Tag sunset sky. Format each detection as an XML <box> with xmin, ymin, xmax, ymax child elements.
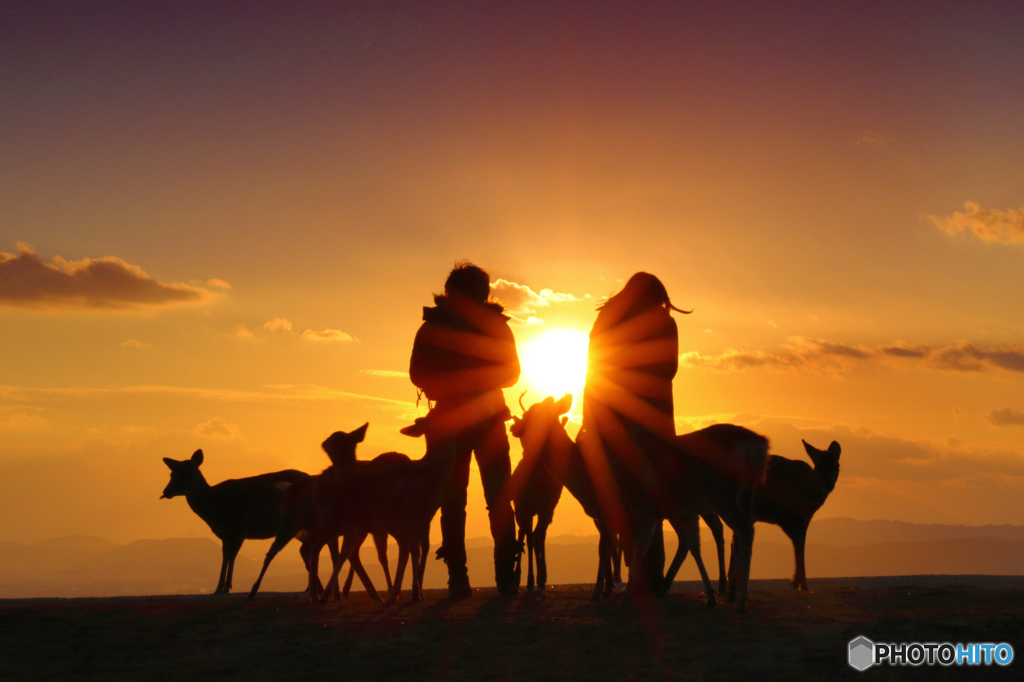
<box><xmin>2</xmin><ymin>1</ymin><xmax>1023</xmax><ymax>547</ymax></box>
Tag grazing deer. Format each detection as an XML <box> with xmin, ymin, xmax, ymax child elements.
<box><xmin>511</xmin><ymin>442</ymin><xmax>563</xmax><ymax>591</ymax></box>
<box><xmin>247</xmin><ymin>425</ymin><xmax>393</xmax><ymax>602</ymax></box>
<box><xmin>161</xmin><ymin>449</ymin><xmax>309</xmax><ymax>594</ymax></box>
<box><xmin>316</xmin><ymin>422</ymin><xmax>461</xmax><ymax>605</ymax></box>
<box><xmin>665</xmin><ymin>439</ymin><xmax>841</xmax><ymax>595</ymax></box>
<box><xmin>512</xmin><ymin>395</ymin><xmax>768</xmax><ymax>611</ymax></box>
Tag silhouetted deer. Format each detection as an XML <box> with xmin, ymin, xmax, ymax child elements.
<box><xmin>665</xmin><ymin>438</ymin><xmax>841</xmax><ymax>595</ymax></box>
<box><xmin>510</xmin><ymin>395</ymin><xmax>723</xmax><ymax>604</ymax></box>
<box><xmin>510</xmin><ymin>429</ymin><xmax>563</xmax><ymax>591</ymax></box>
<box><xmin>512</xmin><ymin>395</ymin><xmax>768</xmax><ymax>610</ymax></box>
<box><xmin>161</xmin><ymin>449</ymin><xmax>309</xmax><ymax>594</ymax></box>
<box><xmin>247</xmin><ymin>425</ymin><xmax>393</xmax><ymax>602</ymax></box>
<box><xmin>315</xmin><ymin>422</ymin><xmax>460</xmax><ymax>605</ymax></box>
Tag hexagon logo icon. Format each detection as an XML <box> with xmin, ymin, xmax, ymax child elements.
<box><xmin>849</xmin><ymin>636</ymin><xmax>874</xmax><ymax>671</ymax></box>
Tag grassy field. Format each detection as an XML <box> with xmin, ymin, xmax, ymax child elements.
<box><xmin>1</xmin><ymin>577</ymin><xmax>1021</xmax><ymax>681</ymax></box>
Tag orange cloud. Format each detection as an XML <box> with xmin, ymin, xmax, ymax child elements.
<box><xmin>360</xmin><ymin>370</ymin><xmax>410</xmax><ymax>378</ymax></box>
<box><xmin>681</xmin><ymin>338</ymin><xmax>1024</xmax><ymax>375</ymax></box>
<box><xmin>301</xmin><ymin>329</ymin><xmax>354</xmax><ymax>342</ymax></box>
<box><xmin>927</xmin><ymin>202</ymin><xmax>1024</xmax><ymax>245</ymax></box>
<box><xmin>0</xmin><ymin>243</ymin><xmax>213</xmax><ymax>310</ymax></box>
<box><xmin>989</xmin><ymin>408</ymin><xmax>1024</xmax><ymax>427</ymax></box>
<box><xmin>194</xmin><ymin>417</ymin><xmax>241</xmax><ymax>439</ymax></box>
<box><xmin>263</xmin><ymin>318</ymin><xmax>293</xmax><ymax>332</ymax></box>
<box><xmin>490</xmin><ymin>279</ymin><xmax>581</xmax><ymax>316</ymax></box>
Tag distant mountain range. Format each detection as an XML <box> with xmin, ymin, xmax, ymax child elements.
<box><xmin>1</xmin><ymin>518</ymin><xmax>1022</xmax><ymax>599</ymax></box>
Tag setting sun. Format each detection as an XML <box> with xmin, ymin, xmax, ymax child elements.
<box><xmin>517</xmin><ymin>328</ymin><xmax>590</xmax><ymax>407</ymax></box>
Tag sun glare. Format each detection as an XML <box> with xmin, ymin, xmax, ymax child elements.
<box><xmin>518</xmin><ymin>328</ymin><xmax>590</xmax><ymax>409</ymax></box>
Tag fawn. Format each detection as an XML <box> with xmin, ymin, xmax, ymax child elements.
<box><xmin>247</xmin><ymin>425</ymin><xmax>393</xmax><ymax>602</ymax></box>
<box><xmin>161</xmin><ymin>449</ymin><xmax>309</xmax><ymax>594</ymax></box>
<box><xmin>315</xmin><ymin>422</ymin><xmax>460</xmax><ymax>605</ymax></box>
<box><xmin>510</xmin><ymin>438</ymin><xmax>563</xmax><ymax>591</ymax></box>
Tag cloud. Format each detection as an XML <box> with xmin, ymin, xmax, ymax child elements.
<box><xmin>206</xmin><ymin>279</ymin><xmax>231</xmax><ymax>288</ymax></box>
<box><xmin>301</xmin><ymin>329</ymin><xmax>354</xmax><ymax>342</ymax></box>
<box><xmin>194</xmin><ymin>417</ymin><xmax>241</xmax><ymax>439</ymax></box>
<box><xmin>490</xmin><ymin>279</ymin><xmax>582</xmax><ymax>318</ymax></box>
<box><xmin>263</xmin><ymin>318</ymin><xmax>293</xmax><ymax>332</ymax></box>
<box><xmin>856</xmin><ymin>131</ymin><xmax>895</xmax><ymax>147</ymax></box>
<box><xmin>119</xmin><ymin>339</ymin><xmax>152</xmax><ymax>349</ymax></box>
<box><xmin>722</xmin><ymin>417</ymin><xmax>1024</xmax><ymax>483</ymax></box>
<box><xmin>934</xmin><ymin>341</ymin><xmax>1024</xmax><ymax>373</ymax></box>
<box><xmin>234</xmin><ymin>325</ymin><xmax>254</xmax><ymax>339</ymax></box>
<box><xmin>681</xmin><ymin>337</ymin><xmax>879</xmax><ymax>375</ymax></box>
<box><xmin>989</xmin><ymin>408</ymin><xmax>1024</xmax><ymax>427</ymax></box>
<box><xmin>361</xmin><ymin>370</ymin><xmax>410</xmax><ymax>378</ymax></box>
<box><xmin>0</xmin><ymin>243</ymin><xmax>214</xmax><ymax>310</ymax></box>
<box><xmin>682</xmin><ymin>337</ymin><xmax>1024</xmax><ymax>376</ymax></box>
<box><xmin>0</xmin><ymin>406</ymin><xmax>46</xmax><ymax>430</ymax></box>
<box><xmin>927</xmin><ymin>201</ymin><xmax>1024</xmax><ymax>245</ymax></box>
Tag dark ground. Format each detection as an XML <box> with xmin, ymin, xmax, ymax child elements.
<box><xmin>1</xmin><ymin>576</ymin><xmax>1021</xmax><ymax>681</ymax></box>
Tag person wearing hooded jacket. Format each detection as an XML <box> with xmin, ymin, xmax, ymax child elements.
<box><xmin>408</xmin><ymin>262</ymin><xmax>521</xmax><ymax>597</ymax></box>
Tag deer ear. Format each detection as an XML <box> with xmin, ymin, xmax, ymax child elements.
<box><xmin>191</xmin><ymin>449</ymin><xmax>204</xmax><ymax>466</ymax></box>
<box><xmin>560</xmin><ymin>416</ymin><xmax>569</xmax><ymax>427</ymax></box>
<box><xmin>555</xmin><ymin>393</ymin><xmax>573</xmax><ymax>416</ymax></box>
<box><xmin>353</xmin><ymin>422</ymin><xmax>369</xmax><ymax>443</ymax></box>
<box><xmin>828</xmin><ymin>441</ymin><xmax>841</xmax><ymax>459</ymax></box>
<box><xmin>163</xmin><ymin>457</ymin><xmax>177</xmax><ymax>470</ymax></box>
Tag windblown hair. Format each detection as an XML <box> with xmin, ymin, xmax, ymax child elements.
<box><xmin>443</xmin><ymin>261</ymin><xmax>491</xmax><ymax>303</ymax></box>
<box><xmin>596</xmin><ymin>272</ymin><xmax>692</xmax><ymax>315</ymax></box>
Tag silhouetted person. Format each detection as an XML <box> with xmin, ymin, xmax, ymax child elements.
<box><xmin>409</xmin><ymin>262</ymin><xmax>521</xmax><ymax>597</ymax></box>
<box><xmin>582</xmin><ymin>272</ymin><xmax>690</xmax><ymax>591</ymax></box>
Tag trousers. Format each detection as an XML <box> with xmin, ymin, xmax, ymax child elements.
<box><xmin>427</xmin><ymin>414</ymin><xmax>518</xmax><ymax>592</ymax></box>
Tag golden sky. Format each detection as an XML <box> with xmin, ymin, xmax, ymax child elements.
<box><xmin>2</xmin><ymin>1</ymin><xmax>1023</xmax><ymax>545</ymax></box>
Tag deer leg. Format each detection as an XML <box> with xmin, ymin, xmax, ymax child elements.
<box><xmin>347</xmin><ymin>538</ymin><xmax>382</xmax><ymax>602</ymax></box>
<box><xmin>215</xmin><ymin>540</ymin><xmax>230</xmax><ymax>593</ymax></box>
<box><xmin>306</xmin><ymin>538</ymin><xmax>325</xmax><ymax>604</ymax></box>
<box><xmin>701</xmin><ymin>513</ymin><xmax>727</xmax><ymax>595</ymax></box>
<box><xmin>326</xmin><ymin>537</ymin><xmax>342</xmax><ymax>601</ymax></box>
<box><xmin>525</xmin><ymin>524</ymin><xmax>536</xmax><ymax>591</ymax></box>
<box><xmin>727</xmin><ymin>523</ymin><xmax>754</xmax><ymax>613</ymax></box>
<box><xmin>388</xmin><ymin>543</ymin><xmax>410</xmax><ymax>605</ymax></box>
<box><xmin>662</xmin><ymin>518</ymin><xmax>690</xmax><ymax>594</ymax></box>
<box><xmin>248</xmin><ymin>529</ymin><xmax>295</xmax><ymax>601</ymax></box>
<box><xmin>224</xmin><ymin>537</ymin><xmax>244</xmax><ymax>592</ymax></box>
<box><xmin>373</xmin><ymin>532</ymin><xmax>393</xmax><ymax>593</ymax></box>
<box><xmin>535</xmin><ymin>517</ymin><xmax>551</xmax><ymax>590</ymax></box>
<box><xmin>321</xmin><ymin>534</ymin><xmax>366</xmax><ymax>604</ymax></box>
<box><xmin>410</xmin><ymin>540</ymin><xmax>423</xmax><ymax>602</ymax></box>
<box><xmin>613</xmin><ymin>542</ymin><xmax>623</xmax><ymax>585</ymax></box>
<box><xmin>513</xmin><ymin>523</ymin><xmax>526</xmax><ymax>587</ymax></box>
<box><xmin>592</xmin><ymin>527</ymin><xmax>611</xmax><ymax>601</ymax></box>
<box><xmin>788</xmin><ymin>523</ymin><xmax>809</xmax><ymax>590</ymax></box>
<box><xmin>683</xmin><ymin>516</ymin><xmax>716</xmax><ymax>607</ymax></box>
<box><xmin>342</xmin><ymin>563</ymin><xmax>356</xmax><ymax>597</ymax></box>
<box><xmin>726</xmin><ymin>536</ymin><xmax>738</xmax><ymax>603</ymax></box>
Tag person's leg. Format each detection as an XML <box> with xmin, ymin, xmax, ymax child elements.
<box><xmin>435</xmin><ymin>435</ymin><xmax>473</xmax><ymax>598</ymax></box>
<box><xmin>475</xmin><ymin>418</ymin><xmax>518</xmax><ymax>595</ymax></box>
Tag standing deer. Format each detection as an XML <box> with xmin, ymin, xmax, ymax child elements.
<box><xmin>160</xmin><ymin>449</ymin><xmax>309</xmax><ymax>594</ymax></box>
<box><xmin>511</xmin><ymin>440</ymin><xmax>563</xmax><ymax>591</ymax></box>
<box><xmin>247</xmin><ymin>425</ymin><xmax>394</xmax><ymax>602</ymax></box>
<box><xmin>664</xmin><ymin>438</ymin><xmax>841</xmax><ymax>595</ymax></box>
<box><xmin>512</xmin><ymin>395</ymin><xmax>768</xmax><ymax>611</ymax></box>
<box><xmin>315</xmin><ymin>422</ymin><xmax>461</xmax><ymax>605</ymax></box>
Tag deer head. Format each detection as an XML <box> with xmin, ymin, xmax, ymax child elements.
<box><xmin>161</xmin><ymin>449</ymin><xmax>205</xmax><ymax>499</ymax></box>
<box><xmin>802</xmin><ymin>439</ymin><xmax>841</xmax><ymax>492</ymax></box>
<box><xmin>321</xmin><ymin>423</ymin><xmax>369</xmax><ymax>466</ymax></box>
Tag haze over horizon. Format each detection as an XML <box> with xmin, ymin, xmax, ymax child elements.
<box><xmin>2</xmin><ymin>1</ymin><xmax>1023</xmax><ymax>547</ymax></box>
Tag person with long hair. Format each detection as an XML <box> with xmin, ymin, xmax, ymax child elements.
<box><xmin>582</xmin><ymin>272</ymin><xmax>690</xmax><ymax>593</ymax></box>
